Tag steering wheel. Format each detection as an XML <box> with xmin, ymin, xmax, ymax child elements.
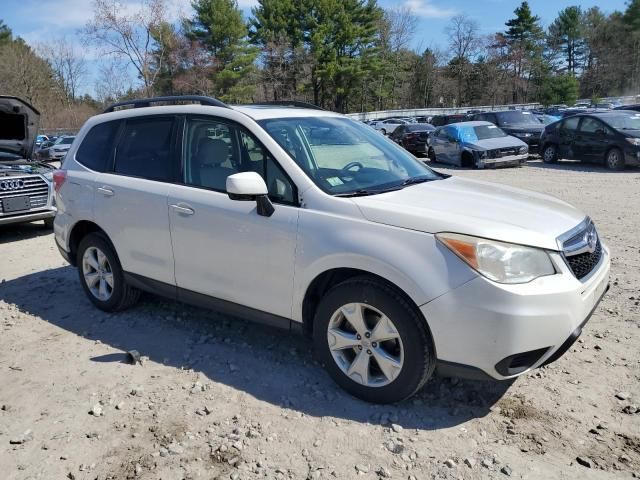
<box><xmin>341</xmin><ymin>161</ymin><xmax>364</xmax><ymax>174</ymax></box>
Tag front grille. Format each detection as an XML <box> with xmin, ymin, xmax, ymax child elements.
<box><xmin>560</xmin><ymin>219</ymin><xmax>602</xmax><ymax>280</ymax></box>
<box><xmin>486</xmin><ymin>147</ymin><xmax>523</xmax><ymax>159</ymax></box>
<box><xmin>0</xmin><ymin>175</ymin><xmax>50</xmax><ymax>214</ymax></box>
<box><xmin>566</xmin><ymin>240</ymin><xmax>602</xmax><ymax>280</ymax></box>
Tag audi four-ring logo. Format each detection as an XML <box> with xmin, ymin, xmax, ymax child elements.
<box><xmin>0</xmin><ymin>179</ymin><xmax>25</xmax><ymax>191</ymax></box>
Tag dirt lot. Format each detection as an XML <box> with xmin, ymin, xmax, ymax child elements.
<box><xmin>1</xmin><ymin>160</ymin><xmax>639</xmax><ymax>480</ymax></box>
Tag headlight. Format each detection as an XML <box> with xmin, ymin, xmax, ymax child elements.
<box><xmin>513</xmin><ymin>132</ymin><xmax>532</xmax><ymax>138</ymax></box>
<box><xmin>436</xmin><ymin>233</ymin><xmax>556</xmax><ymax>284</ymax></box>
<box><xmin>518</xmin><ymin>146</ymin><xmax>528</xmax><ymax>154</ymax></box>
<box><xmin>473</xmin><ymin>150</ymin><xmax>487</xmax><ymax>159</ymax></box>
<box><xmin>625</xmin><ymin>137</ymin><xmax>640</xmax><ymax>146</ymax></box>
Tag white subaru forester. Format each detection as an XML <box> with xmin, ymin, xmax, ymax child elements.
<box><xmin>53</xmin><ymin>96</ymin><xmax>610</xmax><ymax>404</ymax></box>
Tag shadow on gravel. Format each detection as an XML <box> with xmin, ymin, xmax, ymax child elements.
<box><xmin>428</xmin><ymin>158</ymin><xmax>640</xmax><ymax>173</ymax></box>
<box><xmin>525</xmin><ymin>159</ymin><xmax>640</xmax><ymax>173</ymax></box>
<box><xmin>0</xmin><ymin>221</ymin><xmax>53</xmax><ymax>244</ymax></box>
<box><xmin>1</xmin><ymin>266</ymin><xmax>512</xmax><ymax>431</ymax></box>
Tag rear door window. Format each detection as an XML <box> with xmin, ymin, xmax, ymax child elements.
<box><xmin>75</xmin><ymin>121</ymin><xmax>120</xmax><ymax>172</ymax></box>
<box><xmin>579</xmin><ymin>117</ymin><xmax>606</xmax><ymax>134</ymax></box>
<box><xmin>114</xmin><ymin>116</ymin><xmax>178</xmax><ymax>182</ymax></box>
<box><xmin>561</xmin><ymin>116</ymin><xmax>580</xmax><ymax>132</ymax></box>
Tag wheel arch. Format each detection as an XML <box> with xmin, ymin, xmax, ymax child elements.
<box><xmin>68</xmin><ymin>220</ymin><xmax>111</xmax><ymax>266</ymax></box>
<box><xmin>604</xmin><ymin>145</ymin><xmax>624</xmax><ymax>165</ymax></box>
<box><xmin>300</xmin><ymin>267</ymin><xmax>429</xmax><ymax>340</ymax></box>
<box><xmin>461</xmin><ymin>149</ymin><xmax>475</xmax><ymax>168</ymax></box>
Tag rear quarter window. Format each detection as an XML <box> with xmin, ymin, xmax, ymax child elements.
<box><xmin>114</xmin><ymin>116</ymin><xmax>178</xmax><ymax>182</ymax></box>
<box><xmin>75</xmin><ymin>121</ymin><xmax>120</xmax><ymax>172</ymax></box>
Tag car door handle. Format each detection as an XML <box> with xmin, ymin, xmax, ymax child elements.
<box><xmin>170</xmin><ymin>203</ymin><xmax>195</xmax><ymax>216</ymax></box>
<box><xmin>97</xmin><ymin>186</ymin><xmax>114</xmax><ymax>196</ymax></box>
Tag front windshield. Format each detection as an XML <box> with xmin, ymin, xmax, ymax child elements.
<box><xmin>258</xmin><ymin>116</ymin><xmax>443</xmax><ymax>196</ymax></box>
<box><xmin>604</xmin><ymin>113</ymin><xmax>640</xmax><ymax>131</ymax></box>
<box><xmin>496</xmin><ymin>111</ymin><xmax>540</xmax><ymax>126</ymax></box>
<box><xmin>459</xmin><ymin>125</ymin><xmax>507</xmax><ymax>142</ymax></box>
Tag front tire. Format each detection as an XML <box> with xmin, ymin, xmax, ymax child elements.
<box><xmin>380</xmin><ymin>128</ymin><xmax>387</xmax><ymax>136</ymax></box>
<box><xmin>43</xmin><ymin>218</ymin><xmax>54</xmax><ymax>229</ymax></box>
<box><xmin>77</xmin><ymin>233</ymin><xmax>140</xmax><ymax>312</ymax></box>
<box><xmin>542</xmin><ymin>143</ymin><xmax>558</xmax><ymax>163</ymax></box>
<box><xmin>605</xmin><ymin>148</ymin><xmax>625</xmax><ymax>170</ymax></box>
<box><xmin>313</xmin><ymin>277</ymin><xmax>435</xmax><ymax>403</ymax></box>
<box><xmin>428</xmin><ymin>147</ymin><xmax>436</xmax><ymax>162</ymax></box>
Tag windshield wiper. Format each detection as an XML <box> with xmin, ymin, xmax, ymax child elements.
<box><xmin>400</xmin><ymin>176</ymin><xmax>435</xmax><ymax>187</ymax></box>
<box><xmin>335</xmin><ymin>186</ymin><xmax>405</xmax><ymax>197</ymax></box>
<box><xmin>335</xmin><ymin>189</ymin><xmax>384</xmax><ymax>197</ymax></box>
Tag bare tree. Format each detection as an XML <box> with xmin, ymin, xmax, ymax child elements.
<box><xmin>387</xmin><ymin>7</ymin><xmax>417</xmax><ymax>107</ymax></box>
<box><xmin>445</xmin><ymin>14</ymin><xmax>480</xmax><ymax>106</ymax></box>
<box><xmin>84</xmin><ymin>0</ymin><xmax>168</xmax><ymax>96</ymax></box>
<box><xmin>37</xmin><ymin>38</ymin><xmax>86</xmax><ymax>102</ymax></box>
<box><xmin>95</xmin><ymin>58</ymin><xmax>135</xmax><ymax>104</ymax></box>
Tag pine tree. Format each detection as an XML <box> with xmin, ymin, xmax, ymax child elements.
<box><xmin>548</xmin><ymin>6</ymin><xmax>586</xmax><ymax>75</ymax></box>
<box><xmin>187</xmin><ymin>0</ymin><xmax>258</xmax><ymax>102</ymax></box>
<box><xmin>0</xmin><ymin>20</ymin><xmax>12</xmax><ymax>46</ymax></box>
<box><xmin>502</xmin><ymin>1</ymin><xmax>545</xmax><ymax>102</ymax></box>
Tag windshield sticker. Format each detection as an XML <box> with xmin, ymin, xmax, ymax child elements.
<box><xmin>326</xmin><ymin>177</ymin><xmax>344</xmax><ymax>186</ymax></box>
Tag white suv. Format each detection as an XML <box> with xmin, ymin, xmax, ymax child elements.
<box><xmin>54</xmin><ymin>96</ymin><xmax>610</xmax><ymax>404</ymax></box>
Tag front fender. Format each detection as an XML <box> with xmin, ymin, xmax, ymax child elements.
<box><xmin>292</xmin><ymin>209</ymin><xmax>477</xmax><ymax>322</ymax></box>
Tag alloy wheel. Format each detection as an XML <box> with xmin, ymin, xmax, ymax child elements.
<box><xmin>543</xmin><ymin>145</ymin><xmax>556</xmax><ymax>163</ymax></box>
<box><xmin>326</xmin><ymin>302</ymin><xmax>404</xmax><ymax>387</ymax></box>
<box><xmin>607</xmin><ymin>149</ymin><xmax>622</xmax><ymax>170</ymax></box>
<box><xmin>82</xmin><ymin>246</ymin><xmax>114</xmax><ymax>301</ymax></box>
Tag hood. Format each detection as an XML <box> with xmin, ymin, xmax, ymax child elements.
<box><xmin>623</xmin><ymin>129</ymin><xmax>640</xmax><ymax>138</ymax></box>
<box><xmin>0</xmin><ymin>160</ymin><xmax>54</xmax><ymax>177</ymax></box>
<box><xmin>352</xmin><ymin>177</ymin><xmax>585</xmax><ymax>250</ymax></box>
<box><xmin>464</xmin><ymin>136</ymin><xmax>527</xmax><ymax>150</ymax></box>
<box><xmin>0</xmin><ymin>96</ymin><xmax>40</xmax><ymax>160</ymax></box>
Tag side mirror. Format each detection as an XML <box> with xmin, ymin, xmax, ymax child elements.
<box><xmin>226</xmin><ymin>172</ymin><xmax>274</xmax><ymax>217</ymax></box>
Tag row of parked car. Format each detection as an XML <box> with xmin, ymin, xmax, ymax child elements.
<box><xmin>367</xmin><ymin>106</ymin><xmax>640</xmax><ymax>170</ymax></box>
<box><xmin>34</xmin><ymin>134</ymin><xmax>76</xmax><ymax>162</ymax></box>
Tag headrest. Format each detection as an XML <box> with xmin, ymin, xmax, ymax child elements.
<box><xmin>196</xmin><ymin>138</ymin><xmax>229</xmax><ymax>165</ymax></box>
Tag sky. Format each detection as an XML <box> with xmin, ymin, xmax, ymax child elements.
<box><xmin>0</xmin><ymin>0</ymin><xmax>630</xmax><ymax>95</ymax></box>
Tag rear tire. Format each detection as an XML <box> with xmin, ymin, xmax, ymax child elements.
<box><xmin>542</xmin><ymin>143</ymin><xmax>558</xmax><ymax>163</ymax></box>
<box><xmin>605</xmin><ymin>147</ymin><xmax>625</xmax><ymax>170</ymax></box>
<box><xmin>77</xmin><ymin>233</ymin><xmax>140</xmax><ymax>312</ymax></box>
<box><xmin>313</xmin><ymin>276</ymin><xmax>435</xmax><ymax>404</ymax></box>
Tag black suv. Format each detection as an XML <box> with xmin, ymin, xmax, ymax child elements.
<box><xmin>430</xmin><ymin>114</ymin><xmax>468</xmax><ymax>127</ymax></box>
<box><xmin>539</xmin><ymin>111</ymin><xmax>640</xmax><ymax>170</ymax></box>
<box><xmin>471</xmin><ymin>110</ymin><xmax>543</xmax><ymax>150</ymax></box>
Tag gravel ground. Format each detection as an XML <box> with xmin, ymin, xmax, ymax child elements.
<box><xmin>0</xmin><ymin>159</ymin><xmax>639</xmax><ymax>480</ymax></box>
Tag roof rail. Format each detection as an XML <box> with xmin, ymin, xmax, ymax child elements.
<box><xmin>249</xmin><ymin>101</ymin><xmax>326</xmax><ymax>111</ymax></box>
<box><xmin>103</xmin><ymin>95</ymin><xmax>229</xmax><ymax>113</ymax></box>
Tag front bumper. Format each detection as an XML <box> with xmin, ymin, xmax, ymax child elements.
<box><xmin>424</xmin><ymin>244</ymin><xmax>610</xmax><ymax>380</ymax></box>
<box><xmin>624</xmin><ymin>148</ymin><xmax>640</xmax><ymax>167</ymax></box>
<box><xmin>0</xmin><ymin>208</ymin><xmax>56</xmax><ymax>226</ymax></box>
<box><xmin>477</xmin><ymin>153</ymin><xmax>528</xmax><ymax>168</ymax></box>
